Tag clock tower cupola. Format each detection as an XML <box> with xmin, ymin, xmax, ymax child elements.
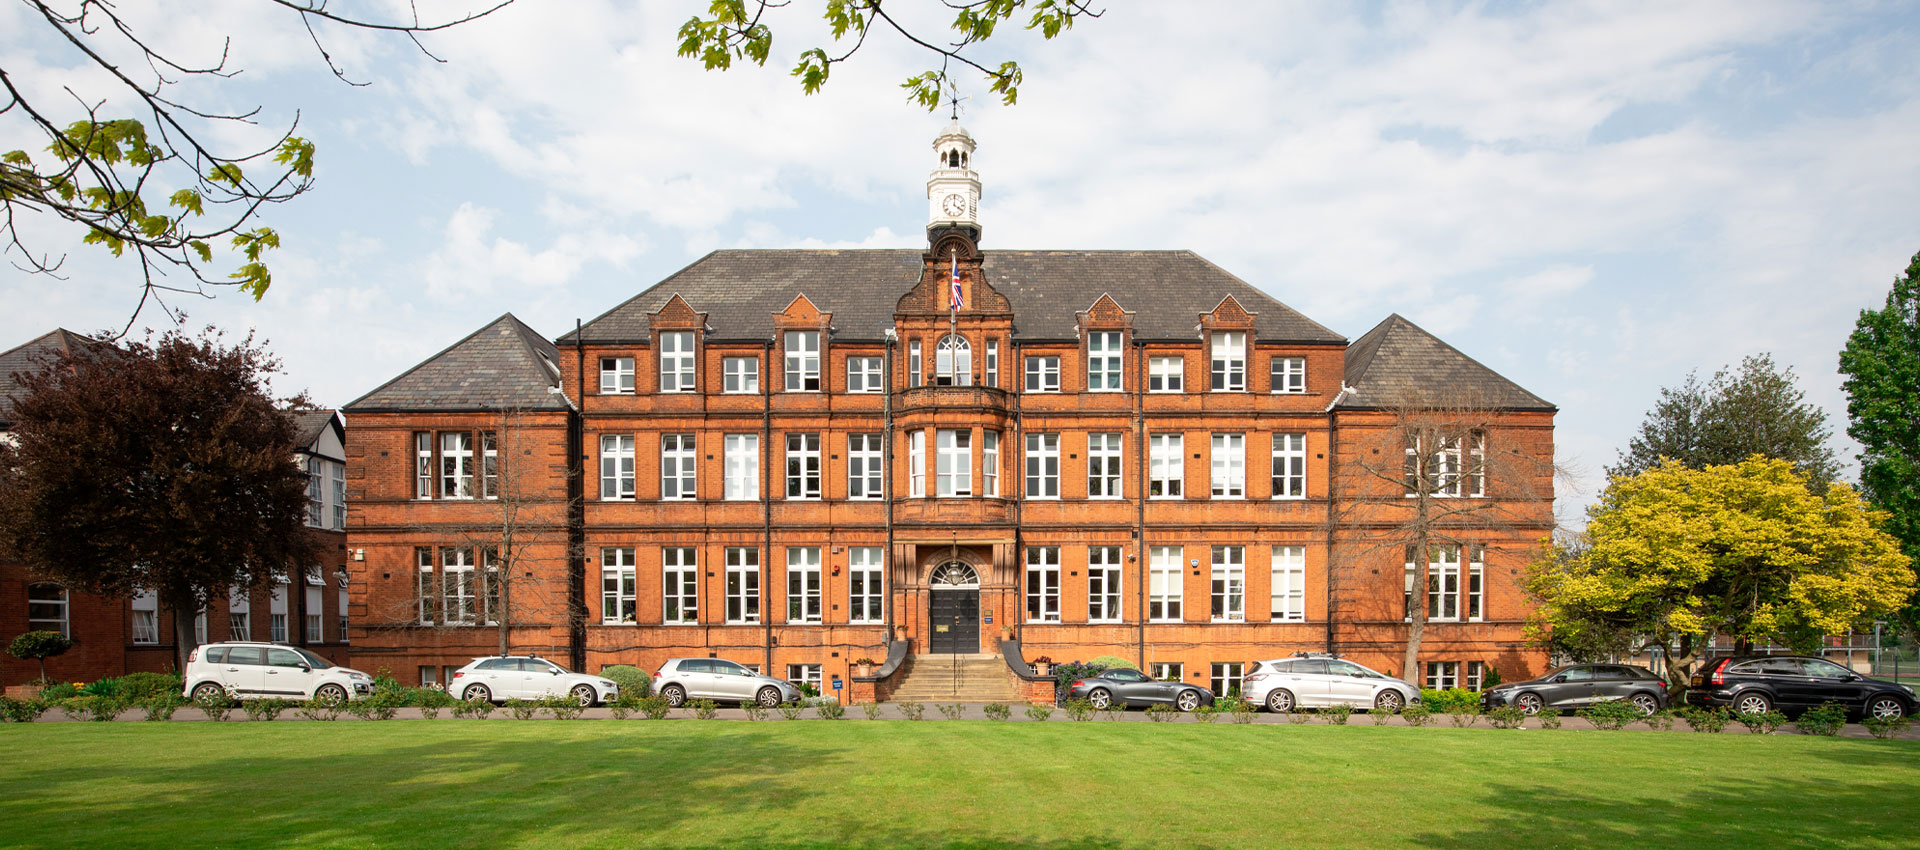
<box><xmin>926</xmin><ymin>118</ymin><xmax>981</xmax><ymax>245</ymax></box>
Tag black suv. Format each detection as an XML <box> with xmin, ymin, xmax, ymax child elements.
<box><xmin>1480</xmin><ymin>664</ymin><xmax>1668</xmax><ymax>715</ymax></box>
<box><xmin>1687</xmin><ymin>655</ymin><xmax>1915</xmax><ymax>719</ymax></box>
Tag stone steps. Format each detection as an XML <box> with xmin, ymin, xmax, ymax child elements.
<box><xmin>886</xmin><ymin>655</ymin><xmax>1023</xmax><ymax>702</ymax></box>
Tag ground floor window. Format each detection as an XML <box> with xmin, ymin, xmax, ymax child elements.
<box><xmin>421</xmin><ymin>666</ymin><xmax>438</xmax><ymax>687</ymax></box>
<box><xmin>1211</xmin><ymin>662</ymin><xmax>1245</xmax><ymax>698</ymax></box>
<box><xmin>131</xmin><ymin>590</ymin><xmax>159</xmax><ymax>644</ymax></box>
<box><xmin>1426</xmin><ymin>661</ymin><xmax>1460</xmax><ymax>689</ymax></box>
<box><xmin>727</xmin><ymin>548</ymin><xmax>760</xmax><ymax>624</ymax></box>
<box><xmin>787</xmin><ymin>663</ymin><xmax>822</xmax><ymax>697</ymax></box>
<box><xmin>1465</xmin><ymin>660</ymin><xmax>1487</xmax><ymax>691</ymax></box>
<box><xmin>27</xmin><ymin>583</ymin><xmax>69</xmax><ymax>638</ymax></box>
<box><xmin>1152</xmin><ymin>662</ymin><xmax>1183</xmax><ymax>683</ymax></box>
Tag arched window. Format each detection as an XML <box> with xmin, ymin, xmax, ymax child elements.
<box><xmin>947</xmin><ymin>150</ymin><xmax>960</xmax><ymax>168</ymax></box>
<box><xmin>930</xmin><ymin>562</ymin><xmax>980</xmax><ymax>587</ymax></box>
<box><xmin>935</xmin><ymin>335</ymin><xmax>972</xmax><ymax>386</ymax></box>
<box><xmin>27</xmin><ymin>583</ymin><xmax>69</xmax><ymax>638</ymax></box>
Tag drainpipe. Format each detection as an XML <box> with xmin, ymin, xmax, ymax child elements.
<box><xmin>568</xmin><ymin>319</ymin><xmax>587</xmax><ymax>672</ymax></box>
<box><xmin>1324</xmin><ymin>407</ymin><xmax>1338</xmax><ymax>655</ymax></box>
<box><xmin>882</xmin><ymin>328</ymin><xmax>897</xmax><ymax>648</ymax></box>
<box><xmin>762</xmin><ymin>338</ymin><xmax>774</xmax><ymax>673</ymax></box>
<box><xmin>1011</xmin><ymin>341</ymin><xmax>1024</xmax><ymax>646</ymax></box>
<box><xmin>1134</xmin><ymin>338</ymin><xmax>1147</xmax><ymax>670</ymax></box>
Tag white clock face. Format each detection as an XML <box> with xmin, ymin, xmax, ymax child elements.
<box><xmin>942</xmin><ymin>193</ymin><xmax>967</xmax><ymax>217</ymax></box>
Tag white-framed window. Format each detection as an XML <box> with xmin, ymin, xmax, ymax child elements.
<box><xmin>661</xmin><ymin>434</ymin><xmax>696</xmax><ymax>500</ymax></box>
<box><xmin>1210</xmin><ymin>332</ymin><xmax>1246</xmax><ymax>391</ymax></box>
<box><xmin>440</xmin><ymin>431</ymin><xmax>476</xmax><ymax>499</ymax></box>
<box><xmin>1270</xmin><ymin>356</ymin><xmax>1306</xmax><ymax>394</ymax></box>
<box><xmin>1405</xmin><ymin>544</ymin><xmax>1471</xmax><ymax>621</ymax></box>
<box><xmin>1271</xmin><ymin>545</ymin><xmax>1306</xmax><ymax>622</ymax></box>
<box><xmin>441</xmin><ymin>549</ymin><xmax>476</xmax><ymax>625</ymax></box>
<box><xmin>1148</xmin><ymin>356</ymin><xmax>1183</xmax><ymax>392</ymax></box>
<box><xmin>908</xmin><ymin>429</ymin><xmax>927</xmax><ymax>498</ymax></box>
<box><xmin>785</xmin><ymin>433</ymin><xmax>821</xmax><ymax>499</ymax></box>
<box><xmin>908</xmin><ymin>340</ymin><xmax>923</xmax><ymax>388</ymax></box>
<box><xmin>659</xmin><ymin>331</ymin><xmax>696</xmax><ymax>392</ymax></box>
<box><xmin>1149</xmin><ymin>434</ymin><xmax>1183</xmax><ymax>498</ymax></box>
<box><xmin>195</xmin><ymin>609</ymin><xmax>208</xmax><ymax>646</ymax></box>
<box><xmin>847</xmin><ymin>356</ymin><xmax>883</xmax><ymax>393</ymax></box>
<box><xmin>270</xmin><ymin>579</ymin><xmax>290</xmax><ymax>641</ymax></box>
<box><xmin>723</xmin><ymin>356</ymin><xmax>759</xmax><ymax>393</ymax></box>
<box><xmin>599</xmin><ymin>356</ymin><xmax>635</xmax><ymax>394</ymax></box>
<box><xmin>480</xmin><ymin>431</ymin><xmax>499</xmax><ymax>500</ymax></box>
<box><xmin>27</xmin><ymin>583</ymin><xmax>70</xmax><ymax>638</ymax></box>
<box><xmin>1212</xmin><ymin>661</ymin><xmax>1245</xmax><ymax>698</ymax></box>
<box><xmin>1210</xmin><ymin>545</ymin><xmax>1244</xmax><ymax>622</ymax></box>
<box><xmin>1272</xmin><ymin>432</ymin><xmax>1307</xmax><ymax>499</ymax></box>
<box><xmin>1426</xmin><ymin>661</ymin><xmax>1460</xmax><ymax>689</ymax></box>
<box><xmin>787</xmin><ymin>664</ymin><xmax>823</xmax><ymax>696</ymax></box>
<box><xmin>849</xmin><ymin>547</ymin><xmax>884</xmax><ymax>624</ymax></box>
<box><xmin>663</xmin><ymin>547</ymin><xmax>697</xmax><ymax>624</ymax></box>
<box><xmin>1024</xmin><ymin>433</ymin><xmax>1060</xmax><ymax>498</ymax></box>
<box><xmin>1024</xmin><ymin>355</ymin><xmax>1060</xmax><ymax>392</ymax></box>
<box><xmin>1087</xmin><ymin>331</ymin><xmax>1123</xmax><ymax>391</ymax></box>
<box><xmin>786</xmin><ymin>547</ymin><xmax>821</xmax><ymax>624</ymax></box>
<box><xmin>936</xmin><ymin>334</ymin><xmax>972</xmax><ymax>386</ymax></box>
<box><xmin>985</xmin><ymin>339</ymin><xmax>999</xmax><ymax>387</ymax></box>
<box><xmin>1468</xmin><ymin>546</ymin><xmax>1485</xmax><ymax>621</ymax></box>
<box><xmin>1149</xmin><ymin>546</ymin><xmax>1183</xmax><ymax>622</ymax></box>
<box><xmin>724</xmin><ymin>434</ymin><xmax>758</xmax><ymax>500</ymax></box>
<box><xmin>1406</xmin><ymin>432</ymin><xmax>1486</xmax><ymax>498</ymax></box>
<box><xmin>307</xmin><ymin>456</ymin><xmax>324</xmax><ymax>526</ymax></box>
<box><xmin>1466</xmin><ymin>660</ymin><xmax>1487</xmax><ymax>691</ymax></box>
<box><xmin>336</xmin><ymin>577</ymin><xmax>348</xmax><ymax>644</ymax></box>
<box><xmin>415</xmin><ymin>547</ymin><xmax>434</xmax><ymax>625</ymax></box>
<box><xmin>305</xmin><ymin>585</ymin><xmax>324</xmax><ymax>643</ymax></box>
<box><xmin>131</xmin><ymin>590</ymin><xmax>159</xmax><ymax>645</ymax></box>
<box><xmin>784</xmin><ymin>330</ymin><xmax>820</xmax><ymax>392</ymax></box>
<box><xmin>414</xmin><ymin>432</ymin><xmax>433</xmax><ymax>499</ymax></box>
<box><xmin>1087</xmin><ymin>433</ymin><xmax>1122</xmax><ymax>499</ymax></box>
<box><xmin>600</xmin><ymin>435</ymin><xmax>635</xmax><ymax>500</ymax></box>
<box><xmin>1210</xmin><ymin>433</ymin><xmax>1244</xmax><ymax>498</ymax></box>
<box><xmin>1151</xmin><ymin>662</ymin><xmax>1183</xmax><ymax>683</ymax></box>
<box><xmin>228</xmin><ymin>586</ymin><xmax>251</xmax><ymax>640</ymax></box>
<box><xmin>726</xmin><ymin>547</ymin><xmax>760</xmax><ymax>624</ymax></box>
<box><xmin>982</xmin><ymin>431</ymin><xmax>1000</xmax><ymax>497</ymax></box>
<box><xmin>848</xmin><ymin>434</ymin><xmax>883</xmax><ymax>499</ymax></box>
<box><xmin>1025</xmin><ymin>546</ymin><xmax>1060</xmax><ymax>622</ymax></box>
<box><xmin>937</xmin><ymin>429</ymin><xmax>972</xmax><ymax>496</ymax></box>
<box><xmin>1087</xmin><ymin>546</ymin><xmax>1122</xmax><ymax>623</ymax></box>
<box><xmin>480</xmin><ymin>550</ymin><xmax>501</xmax><ymax>627</ymax></box>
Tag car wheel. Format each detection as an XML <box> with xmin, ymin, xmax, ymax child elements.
<box><xmin>314</xmin><ymin>684</ymin><xmax>348</xmax><ymax>706</ymax></box>
<box><xmin>462</xmin><ymin>684</ymin><xmax>492</xmax><ymax>702</ymax></box>
<box><xmin>1630</xmin><ymin>693</ymin><xmax>1660</xmax><ymax>716</ymax></box>
<box><xmin>1734</xmin><ymin>691</ymin><xmax>1772</xmax><ymax>715</ymax></box>
<box><xmin>1374</xmin><ymin>690</ymin><xmax>1404</xmax><ymax>713</ymax></box>
<box><xmin>1088</xmin><ymin>688</ymin><xmax>1112</xmax><ymax>710</ymax></box>
<box><xmin>1176</xmin><ymin>690</ymin><xmax>1201</xmax><ymax>712</ymax></box>
<box><xmin>662</xmin><ymin>684</ymin><xmax>687</xmax><ymax>708</ymax></box>
<box><xmin>571</xmin><ymin>684</ymin><xmax>597</xmax><ymax>707</ymax></box>
<box><xmin>1515</xmin><ymin>693</ymin><xmax>1544</xmax><ymax>716</ymax></box>
<box><xmin>1866</xmin><ymin>695</ymin><xmax>1907</xmax><ymax>720</ymax></box>
<box><xmin>1265</xmin><ymin>689</ymin><xmax>1295</xmax><ymax>713</ymax></box>
<box><xmin>191</xmin><ymin>682</ymin><xmax>226</xmax><ymax>703</ymax></box>
<box><xmin>757</xmin><ymin>687</ymin><xmax>782</xmax><ymax>708</ymax></box>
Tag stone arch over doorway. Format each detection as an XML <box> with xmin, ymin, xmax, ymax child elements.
<box><xmin>921</xmin><ymin>551</ymin><xmax>987</xmax><ymax>654</ymax></box>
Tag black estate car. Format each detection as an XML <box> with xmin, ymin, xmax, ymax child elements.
<box><xmin>1686</xmin><ymin>655</ymin><xmax>1915</xmax><ymax>719</ymax></box>
<box><xmin>1480</xmin><ymin>664</ymin><xmax>1668</xmax><ymax>715</ymax></box>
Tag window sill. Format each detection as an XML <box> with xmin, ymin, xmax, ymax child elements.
<box><xmin>1271</xmin><ymin>495</ymin><xmax>1307</xmax><ymax>501</ymax></box>
<box><xmin>1211</xmin><ymin>618</ymin><xmax>1246</xmax><ymax>624</ymax></box>
<box><xmin>600</xmin><ymin>497</ymin><xmax>636</xmax><ymax>503</ymax></box>
<box><xmin>1148</xmin><ymin>619</ymin><xmax>1184</xmax><ymax>625</ymax></box>
<box><xmin>1087</xmin><ymin>619</ymin><xmax>1122</xmax><ymax>625</ymax></box>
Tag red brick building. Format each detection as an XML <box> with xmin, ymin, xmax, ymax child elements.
<box><xmin>0</xmin><ymin>330</ymin><xmax>351</xmax><ymax>686</ymax></box>
<box><xmin>344</xmin><ymin>122</ymin><xmax>1556</xmax><ymax>700</ymax></box>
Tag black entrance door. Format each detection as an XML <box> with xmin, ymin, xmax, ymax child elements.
<box><xmin>929</xmin><ymin>589</ymin><xmax>980</xmax><ymax>654</ymax></box>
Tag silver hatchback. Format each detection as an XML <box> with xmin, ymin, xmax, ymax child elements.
<box><xmin>653</xmin><ymin>658</ymin><xmax>800</xmax><ymax>707</ymax></box>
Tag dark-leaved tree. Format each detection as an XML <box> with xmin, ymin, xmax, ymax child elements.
<box><xmin>0</xmin><ymin>329</ymin><xmax>318</xmax><ymax>671</ymax></box>
<box><xmin>1839</xmin><ymin>250</ymin><xmax>1920</xmax><ymax>636</ymax></box>
<box><xmin>1609</xmin><ymin>353</ymin><xmax>1838</xmax><ymax>488</ymax></box>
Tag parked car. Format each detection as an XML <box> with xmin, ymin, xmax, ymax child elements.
<box><xmin>1481</xmin><ymin>664</ymin><xmax>1667</xmax><ymax>716</ymax></box>
<box><xmin>450</xmin><ymin>656</ymin><xmax>619</xmax><ymax>705</ymax></box>
<box><xmin>1062</xmin><ymin>668</ymin><xmax>1214</xmax><ymax>711</ymax></box>
<box><xmin>1243</xmin><ymin>655</ymin><xmax>1420</xmax><ymax>713</ymax></box>
<box><xmin>651</xmin><ymin>657</ymin><xmax>801</xmax><ymax>707</ymax></box>
<box><xmin>182</xmin><ymin>642</ymin><xmax>374</xmax><ymax>703</ymax></box>
<box><xmin>1686</xmin><ymin>655</ymin><xmax>1915</xmax><ymax>719</ymax></box>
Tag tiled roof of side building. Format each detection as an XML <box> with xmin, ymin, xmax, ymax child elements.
<box><xmin>1337</xmin><ymin>314</ymin><xmax>1554</xmax><ymax>412</ymax></box>
<box><xmin>345</xmin><ymin>313</ymin><xmax>572</xmax><ymax>412</ymax></box>
<box><xmin>288</xmin><ymin>410</ymin><xmax>338</xmax><ymax>447</ymax></box>
<box><xmin>559</xmin><ymin>249</ymin><xmax>1345</xmax><ymax>345</ymax></box>
<box><xmin>0</xmin><ymin>328</ymin><xmax>115</xmax><ymax>425</ymax></box>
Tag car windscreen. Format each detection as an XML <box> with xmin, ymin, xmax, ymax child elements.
<box><xmin>295</xmin><ymin>649</ymin><xmax>333</xmax><ymax>669</ymax></box>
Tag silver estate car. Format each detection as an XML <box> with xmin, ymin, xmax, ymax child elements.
<box><xmin>1243</xmin><ymin>655</ymin><xmax>1422</xmax><ymax>713</ymax></box>
<box><xmin>653</xmin><ymin>657</ymin><xmax>801</xmax><ymax>707</ymax></box>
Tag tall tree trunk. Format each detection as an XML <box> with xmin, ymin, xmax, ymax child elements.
<box><xmin>497</xmin><ymin>558</ymin><xmax>512</xmax><ymax>657</ymax></box>
<box><xmin>163</xmin><ymin>583</ymin><xmax>198</xmax><ymax>673</ymax></box>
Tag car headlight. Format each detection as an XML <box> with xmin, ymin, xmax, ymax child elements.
<box><xmin>600</xmin><ymin>680</ymin><xmax>616</xmax><ymax>689</ymax></box>
<box><xmin>1901</xmin><ymin>684</ymin><xmax>1915</xmax><ymax>697</ymax></box>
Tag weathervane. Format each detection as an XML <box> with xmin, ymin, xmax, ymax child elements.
<box><xmin>946</xmin><ymin>86</ymin><xmax>968</xmax><ymax>121</ymax></box>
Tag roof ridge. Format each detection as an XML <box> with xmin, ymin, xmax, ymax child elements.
<box><xmin>346</xmin><ymin>312</ymin><xmax>566</xmax><ymax>411</ymax></box>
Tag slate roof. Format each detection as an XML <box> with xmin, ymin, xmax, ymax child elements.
<box><xmin>345</xmin><ymin>314</ymin><xmax>571</xmax><ymax>412</ymax></box>
<box><xmin>1336</xmin><ymin>314</ymin><xmax>1554</xmax><ymax>411</ymax></box>
<box><xmin>0</xmin><ymin>328</ymin><xmax>114</xmax><ymax>426</ymax></box>
<box><xmin>288</xmin><ymin>409</ymin><xmax>338</xmax><ymax>447</ymax></box>
<box><xmin>559</xmin><ymin>249</ymin><xmax>1344</xmax><ymax>344</ymax></box>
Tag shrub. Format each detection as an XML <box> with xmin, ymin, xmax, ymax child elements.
<box><xmin>983</xmin><ymin>702</ymin><xmax>1011</xmax><ymax>721</ymax></box>
<box><xmin>1228</xmin><ymin>700</ymin><xmax>1256</xmax><ymax>724</ymax></box>
<box><xmin>114</xmin><ymin>672</ymin><xmax>184</xmax><ymax>701</ymax></box>
<box><xmin>897</xmin><ymin>701</ymin><xmax>925</xmax><ymax>721</ymax></box>
<box><xmin>79</xmin><ymin>678</ymin><xmax>122</xmax><ymax>698</ymax></box>
<box><xmin>1420</xmin><ymin>688</ymin><xmax>1480</xmax><ymax>714</ymax></box>
<box><xmin>452</xmin><ymin>698</ymin><xmax>495</xmax><ymax>720</ymax></box>
<box><xmin>1024</xmin><ymin>703</ymin><xmax>1054</xmax><ymax>722</ymax></box>
<box><xmin>1323</xmin><ymin>704</ymin><xmax>1354</xmax><ymax>725</ymax></box>
<box><xmin>297</xmin><ymin>698</ymin><xmax>341</xmax><ymax>721</ymax></box>
<box><xmin>1678</xmin><ymin>706</ymin><xmax>1730</xmax><ymax>733</ymax></box>
<box><xmin>1483</xmin><ymin>666</ymin><xmax>1503</xmax><ymax>689</ymax></box>
<box><xmin>1863</xmin><ymin>715</ymin><xmax>1912</xmax><ymax>740</ymax></box>
<box><xmin>1734</xmin><ymin>709</ymin><xmax>1786</xmax><ymax>735</ymax></box>
<box><xmin>243</xmin><ymin>698</ymin><xmax>294</xmax><ymax>722</ymax></box>
<box><xmin>1145</xmin><ymin>704</ymin><xmax>1178</xmax><ymax>722</ymax></box>
<box><xmin>415</xmin><ymin>688</ymin><xmax>455</xmax><ymax>719</ymax></box>
<box><xmin>742</xmin><ymin>704</ymin><xmax>767</xmax><ymax>721</ymax></box>
<box><xmin>1285</xmin><ymin>710</ymin><xmax>1312</xmax><ymax>725</ymax></box>
<box><xmin>39</xmin><ymin>682</ymin><xmax>79</xmax><ymax>700</ymax></box>
<box><xmin>937</xmin><ymin>703</ymin><xmax>967</xmax><ymax>721</ymax></box>
<box><xmin>504</xmin><ymin>699</ymin><xmax>538</xmax><ymax>721</ymax></box>
<box><xmin>1400</xmin><ymin>705</ymin><xmax>1433</xmax><ymax>727</ymax></box>
<box><xmin>1096</xmin><ymin>703</ymin><xmax>1124</xmax><ymax>722</ymax></box>
<box><xmin>600</xmin><ymin>665</ymin><xmax>651</xmax><ymax>699</ymax></box>
<box><xmin>195</xmin><ymin>688</ymin><xmax>236</xmax><ymax>721</ymax></box>
<box><xmin>861</xmin><ymin>702</ymin><xmax>883</xmax><ymax>721</ymax></box>
<box><xmin>1487</xmin><ymin>706</ymin><xmax>1526</xmax><ymax>729</ymax></box>
<box><xmin>637</xmin><ymin>695</ymin><xmax>670</xmax><ymax>720</ymax></box>
<box><xmin>1446</xmin><ymin>708</ymin><xmax>1481</xmax><ymax>728</ymax></box>
<box><xmin>1794</xmin><ymin>702</ymin><xmax>1847</xmax><ymax>737</ymax></box>
<box><xmin>1534</xmin><ymin>712</ymin><xmax>1562</xmax><ymax>730</ymax></box>
<box><xmin>141</xmin><ymin>694</ymin><xmax>184</xmax><ymax>721</ymax></box>
<box><xmin>815</xmin><ymin>701</ymin><xmax>847</xmax><ymax>720</ymax></box>
<box><xmin>75</xmin><ymin>695</ymin><xmax>127</xmax><ymax>722</ymax></box>
<box><xmin>1062</xmin><ymin>699</ymin><xmax>1094</xmax><ymax>721</ymax></box>
<box><xmin>346</xmin><ymin>697</ymin><xmax>399</xmax><ymax>722</ymax></box>
<box><xmin>1368</xmin><ymin>707</ymin><xmax>1395</xmax><ymax>726</ymax></box>
<box><xmin>7</xmin><ymin>630</ymin><xmax>74</xmax><ymax>682</ymax></box>
<box><xmin>1192</xmin><ymin>706</ymin><xmax>1218</xmax><ymax>724</ymax></box>
<box><xmin>541</xmin><ymin>696</ymin><xmax>584</xmax><ymax>720</ymax></box>
<box><xmin>1578</xmin><ymin>699</ymin><xmax>1640</xmax><ymax>731</ymax></box>
<box><xmin>1053</xmin><ymin>661</ymin><xmax>1115</xmax><ymax>698</ymax></box>
<box><xmin>1641</xmin><ymin>709</ymin><xmax>1677</xmax><ymax>731</ymax></box>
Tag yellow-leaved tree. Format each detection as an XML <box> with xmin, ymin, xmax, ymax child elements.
<box><xmin>1527</xmin><ymin>456</ymin><xmax>1913</xmax><ymax>691</ymax></box>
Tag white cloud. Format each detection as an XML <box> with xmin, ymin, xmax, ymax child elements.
<box><xmin>419</xmin><ymin>203</ymin><xmax>644</xmax><ymax>299</ymax></box>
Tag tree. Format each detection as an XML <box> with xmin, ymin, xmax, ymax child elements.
<box><xmin>7</xmin><ymin>630</ymin><xmax>74</xmax><ymax>684</ymax></box>
<box><xmin>1609</xmin><ymin>353</ymin><xmax>1838</xmax><ymax>487</ymax></box>
<box><xmin>1</xmin><ymin>1</ymin><xmax>511</xmax><ymax>333</ymax></box>
<box><xmin>677</xmin><ymin>0</ymin><xmax>1100</xmax><ymax>109</ymax></box>
<box><xmin>1838</xmin><ymin>250</ymin><xmax>1920</xmax><ymax>637</ymax></box>
<box><xmin>1526</xmin><ymin>457</ymin><xmax>1914</xmax><ymax>692</ymax></box>
<box><xmin>0</xmin><ymin>328</ymin><xmax>319</xmax><ymax>671</ymax></box>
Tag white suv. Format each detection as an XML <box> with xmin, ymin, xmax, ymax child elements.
<box><xmin>450</xmin><ymin>656</ymin><xmax>618</xmax><ymax>705</ymax></box>
<box><xmin>1242</xmin><ymin>654</ymin><xmax>1422</xmax><ymax>713</ymax></box>
<box><xmin>182</xmin><ymin>642</ymin><xmax>374</xmax><ymax>703</ymax></box>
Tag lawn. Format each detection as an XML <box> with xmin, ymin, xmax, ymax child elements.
<box><xmin>1</xmin><ymin>720</ymin><xmax>1914</xmax><ymax>849</ymax></box>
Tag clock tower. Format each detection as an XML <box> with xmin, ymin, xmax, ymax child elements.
<box><xmin>926</xmin><ymin>119</ymin><xmax>981</xmax><ymax>243</ymax></box>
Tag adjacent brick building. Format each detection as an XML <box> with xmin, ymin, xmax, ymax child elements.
<box><xmin>344</xmin><ymin>121</ymin><xmax>1557</xmax><ymax>700</ymax></box>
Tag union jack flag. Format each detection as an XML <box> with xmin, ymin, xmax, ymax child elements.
<box><xmin>950</xmin><ymin>255</ymin><xmax>963</xmax><ymax>311</ymax></box>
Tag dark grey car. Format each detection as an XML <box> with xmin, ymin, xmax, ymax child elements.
<box><xmin>1481</xmin><ymin>664</ymin><xmax>1668</xmax><ymax>715</ymax></box>
<box><xmin>1063</xmin><ymin>668</ymin><xmax>1214</xmax><ymax>711</ymax></box>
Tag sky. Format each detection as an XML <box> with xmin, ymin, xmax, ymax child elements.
<box><xmin>3</xmin><ymin>0</ymin><xmax>1918</xmax><ymax>527</ymax></box>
